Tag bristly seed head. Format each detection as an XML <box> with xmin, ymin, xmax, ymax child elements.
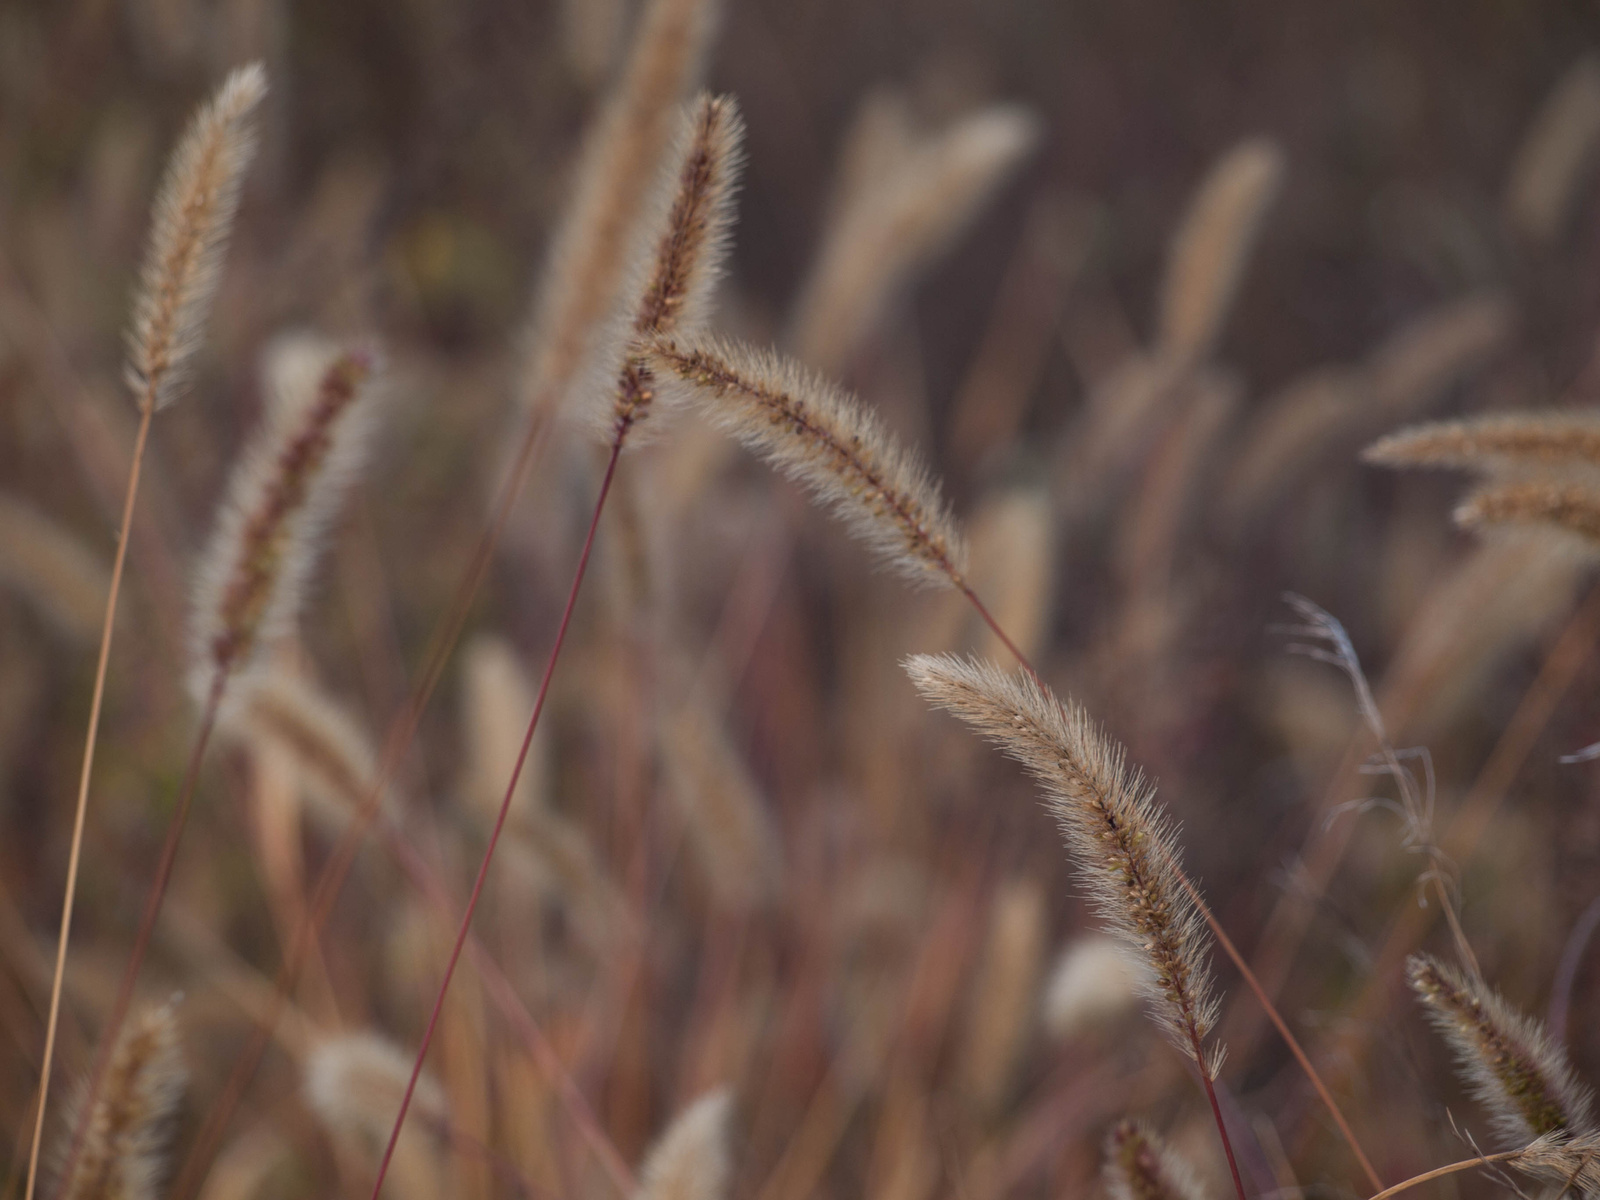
<box><xmin>1103</xmin><ymin>1120</ymin><xmax>1209</xmax><ymax>1200</ymax></box>
<box><xmin>1408</xmin><ymin>953</ymin><xmax>1595</xmax><ymax>1146</ymax></box>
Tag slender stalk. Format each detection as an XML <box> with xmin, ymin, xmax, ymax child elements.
<box><xmin>48</xmin><ymin>672</ymin><xmax>227</xmax><ymax>1200</ymax></box>
<box><xmin>22</xmin><ymin>403</ymin><xmax>154</xmax><ymax>1200</ymax></box>
<box><xmin>1361</xmin><ymin>1150</ymin><xmax>1521</xmax><ymax>1200</ymax></box>
<box><xmin>366</xmin><ymin>440</ymin><xmax>624</xmax><ymax>1200</ymax></box>
<box><xmin>1193</xmin><ymin>1038</ymin><xmax>1249</xmax><ymax>1200</ymax></box>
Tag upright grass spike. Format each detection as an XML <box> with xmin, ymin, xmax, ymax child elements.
<box><xmin>1364</xmin><ymin>413</ymin><xmax>1600</xmax><ymax>477</ymax></box>
<box><xmin>1103</xmin><ymin>1120</ymin><xmax>1210</xmax><ymax>1200</ymax></box>
<box><xmin>1408</xmin><ymin>953</ymin><xmax>1595</xmax><ymax>1145</ymax></box>
<box><xmin>903</xmin><ymin>653</ymin><xmax>1244</xmax><ymax>1200</ymax></box>
<box><xmin>55</xmin><ymin>1001</ymin><xmax>186</xmax><ymax>1200</ymax></box>
<box><xmin>26</xmin><ymin>63</ymin><xmax>265</xmax><ymax>1200</ymax></box>
<box><xmin>634</xmin><ymin>1090</ymin><xmax>734</xmax><ymax>1200</ymax></box>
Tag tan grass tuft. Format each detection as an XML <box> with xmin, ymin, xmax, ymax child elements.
<box><xmin>958</xmin><ymin>878</ymin><xmax>1046</xmax><ymax>1113</ymax></box>
<box><xmin>0</xmin><ymin>496</ymin><xmax>110</xmax><ymax>643</ymax></box>
<box><xmin>1509</xmin><ymin>1131</ymin><xmax>1600</xmax><ymax>1195</ymax></box>
<box><xmin>1364</xmin><ymin>293</ymin><xmax>1512</xmax><ymax>412</ymax></box>
<box><xmin>1453</xmin><ymin>480</ymin><xmax>1600</xmax><ymax>549</ymax></box>
<box><xmin>788</xmin><ymin>96</ymin><xmax>1040</xmax><ymax>372</ymax></box>
<box><xmin>1408</xmin><ymin>953</ymin><xmax>1595</xmax><ymax>1144</ymax></box>
<box><xmin>1103</xmin><ymin>1120</ymin><xmax>1209</xmax><ymax>1200</ymax></box>
<box><xmin>189</xmin><ymin>344</ymin><xmax>381</xmax><ymax>702</ymax></box>
<box><xmin>124</xmin><ymin>63</ymin><xmax>266</xmax><ymax>414</ymax></box>
<box><xmin>634</xmin><ymin>1089</ymin><xmax>733</xmax><ymax>1200</ymax></box>
<box><xmin>903</xmin><ymin>653</ymin><xmax>1224</xmax><ymax>1076</ymax></box>
<box><xmin>221</xmin><ymin>667</ymin><xmax>388</xmax><ymax>831</ymax></box>
<box><xmin>56</xmin><ymin>1000</ymin><xmax>186</xmax><ymax>1200</ymax></box>
<box><xmin>591</xmin><ymin>93</ymin><xmax>745</xmax><ymax>444</ymax></box>
<box><xmin>1155</xmin><ymin>137</ymin><xmax>1283</xmax><ymax>367</ymax></box>
<box><xmin>518</xmin><ymin>0</ymin><xmax>721</xmax><ymax>417</ymax></box>
<box><xmin>304</xmin><ymin>1032</ymin><xmax>448</xmax><ymax>1144</ymax></box>
<box><xmin>645</xmin><ymin>336</ymin><xmax>967</xmax><ymax>586</ymax></box>
<box><xmin>1506</xmin><ymin>56</ymin><xmax>1600</xmax><ymax>243</ymax></box>
<box><xmin>1042</xmin><ymin>933</ymin><xmax>1152</xmax><ymax>1041</ymax></box>
<box><xmin>459</xmin><ymin>634</ymin><xmax>546</xmax><ymax>823</ymax></box>
<box><xmin>1364</xmin><ymin>413</ymin><xmax>1600</xmax><ymax>477</ymax></box>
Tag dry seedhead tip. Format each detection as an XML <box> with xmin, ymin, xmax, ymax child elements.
<box><xmin>903</xmin><ymin>653</ymin><xmax>1223</xmax><ymax>1077</ymax></box>
<box><xmin>518</xmin><ymin>0</ymin><xmax>721</xmax><ymax>416</ymax></box>
<box><xmin>645</xmin><ymin>336</ymin><xmax>967</xmax><ymax>586</ymax></box>
<box><xmin>125</xmin><ymin>63</ymin><xmax>267</xmax><ymax>414</ymax></box>
<box><xmin>599</xmin><ymin>92</ymin><xmax>745</xmax><ymax>444</ymax></box>
<box><xmin>634</xmin><ymin>1089</ymin><xmax>733</xmax><ymax>1200</ymax></box>
<box><xmin>1510</xmin><ymin>1131</ymin><xmax>1600</xmax><ymax>1196</ymax></box>
<box><xmin>1408</xmin><ymin>953</ymin><xmax>1595</xmax><ymax>1144</ymax></box>
<box><xmin>305</xmin><ymin>1034</ymin><xmax>449</xmax><ymax>1146</ymax></box>
<box><xmin>190</xmin><ymin>345</ymin><xmax>381</xmax><ymax>702</ymax></box>
<box><xmin>56</xmin><ymin>1001</ymin><xmax>186</xmax><ymax>1200</ymax></box>
<box><xmin>0</xmin><ymin>495</ymin><xmax>110</xmax><ymax>643</ymax></box>
<box><xmin>1103</xmin><ymin>1120</ymin><xmax>1210</xmax><ymax>1200</ymax></box>
<box><xmin>1043</xmin><ymin>933</ymin><xmax>1153</xmax><ymax>1041</ymax></box>
<box><xmin>222</xmin><ymin>668</ymin><xmax>386</xmax><ymax>829</ymax></box>
<box><xmin>1454</xmin><ymin>480</ymin><xmax>1600</xmax><ymax>549</ymax></box>
<box><xmin>1156</xmin><ymin>137</ymin><xmax>1283</xmax><ymax>367</ymax></box>
<box><xmin>1506</xmin><ymin>55</ymin><xmax>1600</xmax><ymax>243</ymax></box>
<box><xmin>1364</xmin><ymin>413</ymin><xmax>1600</xmax><ymax>477</ymax></box>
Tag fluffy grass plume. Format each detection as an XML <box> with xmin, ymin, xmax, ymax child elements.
<box><xmin>1364</xmin><ymin>412</ymin><xmax>1600</xmax><ymax>476</ymax></box>
<box><xmin>904</xmin><ymin>653</ymin><xmax>1224</xmax><ymax>1077</ymax></box>
<box><xmin>1408</xmin><ymin>953</ymin><xmax>1595</xmax><ymax>1144</ymax></box>
<box><xmin>189</xmin><ymin>344</ymin><xmax>381</xmax><ymax>702</ymax></box>
<box><xmin>459</xmin><ymin>634</ymin><xmax>546</xmax><ymax>822</ymax></box>
<box><xmin>1506</xmin><ymin>55</ymin><xmax>1600</xmax><ymax>242</ymax></box>
<box><xmin>1454</xmin><ymin>480</ymin><xmax>1600</xmax><ymax>548</ymax></box>
<box><xmin>592</xmin><ymin>93</ymin><xmax>745</xmax><ymax>444</ymax></box>
<box><xmin>518</xmin><ymin>0</ymin><xmax>721</xmax><ymax>417</ymax></box>
<box><xmin>645</xmin><ymin>336</ymin><xmax>967</xmax><ymax>586</ymax></box>
<box><xmin>56</xmin><ymin>1001</ymin><xmax>186</xmax><ymax>1200</ymax></box>
<box><xmin>1364</xmin><ymin>292</ymin><xmax>1512</xmax><ymax>412</ymax></box>
<box><xmin>1043</xmin><ymin>933</ymin><xmax>1153</xmax><ymax>1041</ymax></box>
<box><xmin>1155</xmin><ymin>137</ymin><xmax>1283</xmax><ymax>367</ymax></box>
<box><xmin>1103</xmin><ymin>1120</ymin><xmax>1209</xmax><ymax>1200</ymax></box>
<box><xmin>634</xmin><ymin>1089</ymin><xmax>733</xmax><ymax>1200</ymax></box>
<box><xmin>221</xmin><ymin>667</ymin><xmax>387</xmax><ymax>830</ymax></box>
<box><xmin>125</xmin><ymin>63</ymin><xmax>266</xmax><ymax>414</ymax></box>
<box><xmin>304</xmin><ymin>1033</ymin><xmax>449</xmax><ymax>1143</ymax></box>
<box><xmin>0</xmin><ymin>495</ymin><xmax>109</xmax><ymax>643</ymax></box>
<box><xmin>788</xmin><ymin>95</ymin><xmax>1040</xmax><ymax>372</ymax></box>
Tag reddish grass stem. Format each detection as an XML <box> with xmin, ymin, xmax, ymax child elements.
<box><xmin>48</xmin><ymin>671</ymin><xmax>226</xmax><ymax>1200</ymax></box>
<box><xmin>365</xmin><ymin>439</ymin><xmax>624</xmax><ymax>1200</ymax></box>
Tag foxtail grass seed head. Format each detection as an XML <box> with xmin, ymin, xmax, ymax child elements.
<box><xmin>0</xmin><ymin>495</ymin><xmax>110</xmax><ymax>643</ymax></box>
<box><xmin>646</xmin><ymin>336</ymin><xmax>968</xmax><ymax>587</ymax></box>
<box><xmin>634</xmin><ymin>1089</ymin><xmax>733</xmax><ymax>1200</ymax></box>
<box><xmin>1103</xmin><ymin>1120</ymin><xmax>1210</xmax><ymax>1200</ymax></box>
<box><xmin>304</xmin><ymin>1033</ymin><xmax>448</xmax><ymax>1147</ymax></box>
<box><xmin>1408</xmin><ymin>953</ymin><xmax>1595</xmax><ymax>1144</ymax></box>
<box><xmin>125</xmin><ymin>63</ymin><xmax>267</xmax><ymax>414</ymax></box>
<box><xmin>56</xmin><ymin>1000</ymin><xmax>186</xmax><ymax>1200</ymax></box>
<box><xmin>1155</xmin><ymin>137</ymin><xmax>1283</xmax><ymax>368</ymax></box>
<box><xmin>1364</xmin><ymin>413</ymin><xmax>1600</xmax><ymax>478</ymax></box>
<box><xmin>518</xmin><ymin>0</ymin><xmax>721</xmax><ymax>417</ymax></box>
<box><xmin>1043</xmin><ymin>933</ymin><xmax>1153</xmax><ymax>1041</ymax></box>
<box><xmin>1506</xmin><ymin>55</ymin><xmax>1600</xmax><ymax>243</ymax></box>
<box><xmin>592</xmin><ymin>92</ymin><xmax>744</xmax><ymax>445</ymax></box>
<box><xmin>1454</xmin><ymin>480</ymin><xmax>1600</xmax><ymax>549</ymax></box>
<box><xmin>1510</xmin><ymin>1131</ymin><xmax>1600</xmax><ymax>1196</ymax></box>
<box><xmin>189</xmin><ymin>345</ymin><xmax>381</xmax><ymax>703</ymax></box>
<box><xmin>904</xmin><ymin>653</ymin><xmax>1224</xmax><ymax>1076</ymax></box>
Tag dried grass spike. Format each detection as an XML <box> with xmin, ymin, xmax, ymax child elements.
<box><xmin>304</xmin><ymin>1033</ymin><xmax>448</xmax><ymax>1145</ymax></box>
<box><xmin>1363</xmin><ymin>413</ymin><xmax>1600</xmax><ymax>477</ymax></box>
<box><xmin>1454</xmin><ymin>480</ymin><xmax>1600</xmax><ymax>549</ymax></box>
<box><xmin>57</xmin><ymin>1000</ymin><xmax>186</xmax><ymax>1200</ymax></box>
<box><xmin>903</xmin><ymin>653</ymin><xmax>1223</xmax><ymax>1076</ymax></box>
<box><xmin>646</xmin><ymin>336</ymin><xmax>967</xmax><ymax>586</ymax></box>
<box><xmin>1366</xmin><ymin>293</ymin><xmax>1512</xmax><ymax>414</ymax></box>
<box><xmin>125</xmin><ymin>63</ymin><xmax>267</xmax><ymax>413</ymax></box>
<box><xmin>634</xmin><ymin>1089</ymin><xmax>732</xmax><ymax>1200</ymax></box>
<box><xmin>1103</xmin><ymin>1120</ymin><xmax>1209</xmax><ymax>1200</ymax></box>
<box><xmin>0</xmin><ymin>496</ymin><xmax>110</xmax><ymax>643</ymax></box>
<box><xmin>598</xmin><ymin>93</ymin><xmax>745</xmax><ymax>443</ymax></box>
<box><xmin>518</xmin><ymin>0</ymin><xmax>721</xmax><ymax>416</ymax></box>
<box><xmin>959</xmin><ymin>878</ymin><xmax>1046</xmax><ymax>1112</ymax></box>
<box><xmin>1043</xmin><ymin>934</ymin><xmax>1152</xmax><ymax>1041</ymax></box>
<box><xmin>460</xmin><ymin>635</ymin><xmax>545</xmax><ymax>822</ymax></box>
<box><xmin>189</xmin><ymin>345</ymin><xmax>381</xmax><ymax>702</ymax></box>
<box><xmin>1506</xmin><ymin>56</ymin><xmax>1600</xmax><ymax>242</ymax></box>
<box><xmin>1510</xmin><ymin>1131</ymin><xmax>1600</xmax><ymax>1195</ymax></box>
<box><xmin>1156</xmin><ymin>137</ymin><xmax>1283</xmax><ymax>367</ymax></box>
<box><xmin>1408</xmin><ymin>953</ymin><xmax>1594</xmax><ymax>1143</ymax></box>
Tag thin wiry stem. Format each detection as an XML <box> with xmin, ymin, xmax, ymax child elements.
<box><xmin>24</xmin><ymin>405</ymin><xmax>153</xmax><ymax>1200</ymax></box>
<box><xmin>365</xmin><ymin>440</ymin><xmax>623</xmax><ymax>1200</ymax></box>
<box><xmin>49</xmin><ymin>674</ymin><xmax>227</xmax><ymax>1200</ymax></box>
<box><xmin>1360</xmin><ymin>1149</ymin><xmax>1523</xmax><ymax>1200</ymax></box>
